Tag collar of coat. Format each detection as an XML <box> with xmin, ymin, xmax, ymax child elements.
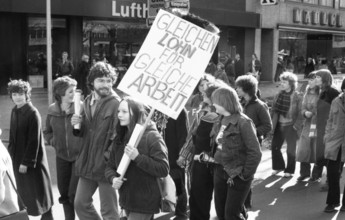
<box><xmin>14</xmin><ymin>102</ymin><xmax>33</xmax><ymax>114</ymax></box>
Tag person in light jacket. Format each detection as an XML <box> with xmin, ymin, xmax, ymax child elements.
<box><xmin>0</xmin><ymin>129</ymin><xmax>20</xmax><ymax>217</ymax></box>
<box><xmin>105</xmin><ymin>97</ymin><xmax>169</xmax><ymax>220</ymax></box>
<box><xmin>323</xmin><ymin>78</ymin><xmax>345</xmax><ymax>213</ymax></box>
<box><xmin>44</xmin><ymin>76</ymin><xmax>83</xmax><ymax>220</ymax></box>
<box><xmin>296</xmin><ymin>72</ymin><xmax>320</xmax><ymax>181</ymax></box>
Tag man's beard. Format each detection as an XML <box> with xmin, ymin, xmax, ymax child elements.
<box><xmin>94</xmin><ymin>87</ymin><xmax>111</xmax><ymax>97</ymax></box>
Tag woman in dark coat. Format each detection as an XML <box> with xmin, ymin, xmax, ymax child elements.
<box><xmin>105</xmin><ymin>97</ymin><xmax>169</xmax><ymax>220</ymax></box>
<box><xmin>310</xmin><ymin>70</ymin><xmax>340</xmax><ymax>183</ymax></box>
<box><xmin>7</xmin><ymin>80</ymin><xmax>54</xmax><ymax>219</ymax></box>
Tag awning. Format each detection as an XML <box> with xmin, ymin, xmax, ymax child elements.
<box><xmin>278</xmin><ymin>24</ymin><xmax>345</xmax><ymax>35</ymax></box>
<box><xmin>190</xmin><ymin>7</ymin><xmax>260</xmax><ymax>29</ymax></box>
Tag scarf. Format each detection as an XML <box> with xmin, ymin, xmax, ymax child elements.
<box><xmin>275</xmin><ymin>90</ymin><xmax>293</xmax><ymax>117</ymax></box>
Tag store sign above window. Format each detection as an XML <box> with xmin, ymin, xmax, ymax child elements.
<box><xmin>112</xmin><ymin>0</ymin><xmax>148</xmax><ymax>18</ymax></box>
<box><xmin>293</xmin><ymin>8</ymin><xmax>342</xmax><ymax>28</ymax></box>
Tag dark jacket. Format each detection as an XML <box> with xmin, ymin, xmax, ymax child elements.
<box><xmin>234</xmin><ymin>59</ymin><xmax>244</xmax><ymax>78</ymax></box>
<box><xmin>73</xmin><ymin>61</ymin><xmax>90</xmax><ymax>96</ymax></box>
<box><xmin>8</xmin><ymin>102</ymin><xmax>53</xmax><ymax>215</ymax></box>
<box><xmin>213</xmin><ymin>113</ymin><xmax>262</xmax><ymax>181</ymax></box>
<box><xmin>105</xmin><ymin>123</ymin><xmax>169</xmax><ymax>214</ymax></box>
<box><xmin>224</xmin><ymin>60</ymin><xmax>235</xmax><ymax>78</ymax></box>
<box><xmin>193</xmin><ymin>111</ymin><xmax>219</xmax><ymax>155</ymax></box>
<box><xmin>74</xmin><ymin>90</ymin><xmax>121</xmax><ymax>181</ymax></box>
<box><xmin>57</xmin><ymin>60</ymin><xmax>74</xmax><ymax>77</ymax></box>
<box><xmin>163</xmin><ymin>109</ymin><xmax>188</xmax><ymax>179</ymax></box>
<box><xmin>316</xmin><ymin>86</ymin><xmax>340</xmax><ymax>161</ymax></box>
<box><xmin>44</xmin><ymin>102</ymin><xmax>83</xmax><ymax>161</ymax></box>
<box><xmin>243</xmin><ymin>97</ymin><xmax>272</xmax><ymax>141</ymax></box>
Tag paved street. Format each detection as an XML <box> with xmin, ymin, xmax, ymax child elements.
<box><xmin>1</xmin><ymin>80</ymin><xmax>345</xmax><ymax>220</ymax></box>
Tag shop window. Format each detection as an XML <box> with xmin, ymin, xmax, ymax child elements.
<box><xmin>340</xmin><ymin>0</ymin><xmax>345</xmax><ymax>8</ymax></box>
<box><xmin>303</xmin><ymin>0</ymin><xmax>318</xmax><ymax>4</ymax></box>
<box><xmin>27</xmin><ymin>17</ymin><xmax>67</xmax><ymax>88</ymax></box>
<box><xmin>83</xmin><ymin>20</ymin><xmax>148</xmax><ymax>70</ymax></box>
<box><xmin>319</xmin><ymin>0</ymin><xmax>333</xmax><ymax>7</ymax></box>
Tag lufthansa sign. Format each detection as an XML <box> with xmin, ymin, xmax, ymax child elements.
<box><xmin>293</xmin><ymin>8</ymin><xmax>343</xmax><ymax>27</ymax></box>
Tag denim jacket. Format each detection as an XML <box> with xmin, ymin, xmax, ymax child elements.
<box><xmin>213</xmin><ymin>113</ymin><xmax>262</xmax><ymax>181</ymax></box>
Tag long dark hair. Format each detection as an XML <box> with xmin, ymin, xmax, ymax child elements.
<box><xmin>115</xmin><ymin>97</ymin><xmax>146</xmax><ymax>144</ymax></box>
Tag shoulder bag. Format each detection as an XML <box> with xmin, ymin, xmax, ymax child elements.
<box><xmin>156</xmin><ymin>175</ymin><xmax>176</xmax><ymax>213</ymax></box>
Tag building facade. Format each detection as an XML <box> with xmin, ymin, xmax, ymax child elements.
<box><xmin>0</xmin><ymin>0</ymin><xmax>260</xmax><ymax>93</ymax></box>
<box><xmin>260</xmin><ymin>0</ymin><xmax>345</xmax><ymax>80</ymax></box>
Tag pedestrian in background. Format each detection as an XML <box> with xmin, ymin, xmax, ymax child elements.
<box><xmin>152</xmin><ymin>109</ymin><xmax>189</xmax><ymax>220</ymax></box>
<box><xmin>71</xmin><ymin>62</ymin><xmax>121</xmax><ymax>220</ymax></box>
<box><xmin>0</xmin><ymin>128</ymin><xmax>20</xmax><ymax>217</ymax></box>
<box><xmin>224</xmin><ymin>54</ymin><xmax>235</xmax><ymax>86</ymax></box>
<box><xmin>44</xmin><ymin>76</ymin><xmax>83</xmax><ymax>220</ymax></box>
<box><xmin>211</xmin><ymin>87</ymin><xmax>262</xmax><ymax>220</ymax></box>
<box><xmin>235</xmin><ymin>75</ymin><xmax>272</xmax><ymax>209</ymax></box>
<box><xmin>304</xmin><ymin>57</ymin><xmax>315</xmax><ymax>79</ymax></box>
<box><xmin>234</xmin><ymin>53</ymin><xmax>244</xmax><ymax>79</ymax></box>
<box><xmin>270</xmin><ymin>72</ymin><xmax>303</xmax><ymax>178</ymax></box>
<box><xmin>248</xmin><ymin>53</ymin><xmax>261</xmax><ymax>82</ymax></box>
<box><xmin>274</xmin><ymin>56</ymin><xmax>285</xmax><ymax>82</ymax></box>
<box><xmin>105</xmin><ymin>97</ymin><xmax>169</xmax><ymax>220</ymax></box>
<box><xmin>311</xmin><ymin>70</ymin><xmax>340</xmax><ymax>186</ymax></box>
<box><xmin>323</xmin><ymin>78</ymin><xmax>345</xmax><ymax>213</ymax></box>
<box><xmin>56</xmin><ymin>51</ymin><xmax>74</xmax><ymax>78</ymax></box>
<box><xmin>73</xmin><ymin>54</ymin><xmax>90</xmax><ymax>97</ymax></box>
<box><xmin>296</xmin><ymin>72</ymin><xmax>320</xmax><ymax>181</ymax></box>
<box><xmin>214</xmin><ymin>62</ymin><xmax>230</xmax><ymax>85</ymax></box>
<box><xmin>7</xmin><ymin>79</ymin><xmax>54</xmax><ymax>219</ymax></box>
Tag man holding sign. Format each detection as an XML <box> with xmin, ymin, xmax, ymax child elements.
<box><xmin>71</xmin><ymin>62</ymin><xmax>121</xmax><ymax>220</ymax></box>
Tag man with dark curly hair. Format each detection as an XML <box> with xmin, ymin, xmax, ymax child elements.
<box><xmin>71</xmin><ymin>62</ymin><xmax>121</xmax><ymax>220</ymax></box>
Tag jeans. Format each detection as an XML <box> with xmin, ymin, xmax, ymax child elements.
<box><xmin>271</xmin><ymin>124</ymin><xmax>297</xmax><ymax>174</ymax></box>
<box><xmin>56</xmin><ymin>157</ymin><xmax>79</xmax><ymax>220</ymax></box>
<box><xmin>213</xmin><ymin>165</ymin><xmax>251</xmax><ymax>220</ymax></box>
<box><xmin>74</xmin><ymin>177</ymin><xmax>119</xmax><ymax>220</ymax></box>
<box><xmin>326</xmin><ymin>148</ymin><xmax>345</xmax><ymax>206</ymax></box>
<box><xmin>189</xmin><ymin>162</ymin><xmax>214</xmax><ymax>220</ymax></box>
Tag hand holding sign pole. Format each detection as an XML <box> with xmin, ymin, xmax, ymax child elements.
<box><xmin>116</xmin><ymin>9</ymin><xmax>219</xmax><ymax>178</ymax></box>
<box><xmin>74</xmin><ymin>90</ymin><xmax>82</xmax><ymax>129</ymax></box>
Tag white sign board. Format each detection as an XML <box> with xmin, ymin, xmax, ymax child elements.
<box><xmin>118</xmin><ymin>10</ymin><xmax>219</xmax><ymax>119</ymax></box>
<box><xmin>148</xmin><ymin>0</ymin><xmax>165</xmax><ymax>18</ymax></box>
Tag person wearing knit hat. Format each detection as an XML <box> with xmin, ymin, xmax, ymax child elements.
<box><xmin>323</xmin><ymin>77</ymin><xmax>345</xmax><ymax>213</ymax></box>
<box><xmin>310</xmin><ymin>70</ymin><xmax>340</xmax><ymax>186</ymax></box>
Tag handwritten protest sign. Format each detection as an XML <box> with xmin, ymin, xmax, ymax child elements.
<box><xmin>118</xmin><ymin>9</ymin><xmax>219</xmax><ymax>119</ymax></box>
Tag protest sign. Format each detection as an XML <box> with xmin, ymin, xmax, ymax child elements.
<box><xmin>118</xmin><ymin>9</ymin><xmax>219</xmax><ymax>119</ymax></box>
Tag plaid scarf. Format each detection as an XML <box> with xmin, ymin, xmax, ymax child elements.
<box><xmin>275</xmin><ymin>90</ymin><xmax>292</xmax><ymax>117</ymax></box>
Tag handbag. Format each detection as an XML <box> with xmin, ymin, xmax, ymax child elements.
<box><xmin>0</xmin><ymin>171</ymin><xmax>29</xmax><ymax>220</ymax></box>
<box><xmin>156</xmin><ymin>175</ymin><xmax>176</xmax><ymax>213</ymax></box>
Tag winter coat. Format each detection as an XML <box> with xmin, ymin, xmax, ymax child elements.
<box><xmin>324</xmin><ymin>93</ymin><xmax>345</xmax><ymax>162</ymax></box>
<box><xmin>315</xmin><ymin>86</ymin><xmax>340</xmax><ymax>161</ymax></box>
<box><xmin>73</xmin><ymin>61</ymin><xmax>90</xmax><ymax>96</ymax></box>
<box><xmin>296</xmin><ymin>87</ymin><xmax>318</xmax><ymax>163</ymax></box>
<box><xmin>44</xmin><ymin>102</ymin><xmax>83</xmax><ymax>161</ymax></box>
<box><xmin>235</xmin><ymin>59</ymin><xmax>244</xmax><ymax>78</ymax></box>
<box><xmin>74</xmin><ymin>91</ymin><xmax>121</xmax><ymax>181</ymax></box>
<box><xmin>213</xmin><ymin>113</ymin><xmax>262</xmax><ymax>181</ymax></box>
<box><xmin>242</xmin><ymin>97</ymin><xmax>272</xmax><ymax>142</ymax></box>
<box><xmin>271</xmin><ymin>91</ymin><xmax>304</xmax><ymax>137</ymax></box>
<box><xmin>105</xmin><ymin>123</ymin><xmax>169</xmax><ymax>214</ymax></box>
<box><xmin>8</xmin><ymin>102</ymin><xmax>53</xmax><ymax>216</ymax></box>
<box><xmin>214</xmin><ymin>69</ymin><xmax>230</xmax><ymax>85</ymax></box>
